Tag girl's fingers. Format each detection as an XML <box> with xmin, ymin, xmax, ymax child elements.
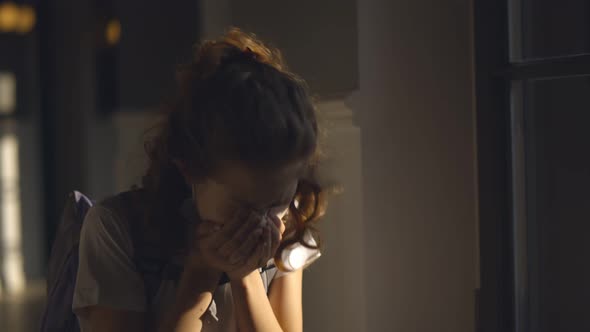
<box><xmin>196</xmin><ymin>222</ymin><xmax>224</xmax><ymax>253</ymax></box>
<box><xmin>266</xmin><ymin>214</ymin><xmax>283</xmax><ymax>235</ymax></box>
<box><xmin>196</xmin><ymin>220</ymin><xmax>222</xmax><ymax>238</ymax></box>
<box><xmin>210</xmin><ymin>210</ymin><xmax>283</xmax><ymax>271</ymax></box>
<box><xmin>233</xmin><ymin>211</ymin><xmax>266</xmax><ymax>243</ymax></box>
<box><xmin>279</xmin><ymin>219</ymin><xmax>286</xmax><ymax>237</ymax></box>
<box><xmin>218</xmin><ymin>211</ymin><xmax>263</xmax><ymax>257</ymax></box>
<box><xmin>245</xmin><ymin>234</ymin><xmax>266</xmax><ymax>268</ymax></box>
<box><xmin>263</xmin><ymin>224</ymin><xmax>272</xmax><ymax>265</ymax></box>
<box><xmin>267</xmin><ymin>216</ymin><xmax>282</xmax><ymax>254</ymax></box>
<box><xmin>269</xmin><ymin>213</ymin><xmax>282</xmax><ymax>229</ymax></box>
<box><xmin>227</xmin><ymin>216</ymin><xmax>272</xmax><ymax>269</ymax></box>
<box><xmin>209</xmin><ymin>209</ymin><xmax>251</xmax><ymax>254</ymax></box>
<box><xmin>223</xmin><ymin>208</ymin><xmax>253</xmax><ymax>235</ymax></box>
<box><xmin>228</xmin><ymin>227</ymin><xmax>264</xmax><ymax>265</ymax></box>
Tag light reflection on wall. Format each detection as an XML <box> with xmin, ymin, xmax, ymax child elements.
<box><xmin>0</xmin><ymin>133</ymin><xmax>25</xmax><ymax>294</ymax></box>
<box><xmin>0</xmin><ymin>72</ymin><xmax>16</xmax><ymax>115</ymax></box>
<box><xmin>0</xmin><ymin>2</ymin><xmax>36</xmax><ymax>34</ymax></box>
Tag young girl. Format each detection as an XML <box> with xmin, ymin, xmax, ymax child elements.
<box><xmin>71</xmin><ymin>28</ymin><xmax>326</xmax><ymax>332</ymax></box>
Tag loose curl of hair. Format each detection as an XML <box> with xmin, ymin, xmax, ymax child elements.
<box><xmin>141</xmin><ymin>27</ymin><xmax>327</xmax><ymax>263</ymax></box>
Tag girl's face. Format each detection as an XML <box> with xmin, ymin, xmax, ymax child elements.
<box><xmin>193</xmin><ymin>160</ymin><xmax>305</xmax><ymax>228</ymax></box>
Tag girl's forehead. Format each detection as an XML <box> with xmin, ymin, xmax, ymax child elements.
<box><xmin>217</xmin><ymin>160</ymin><xmax>305</xmax><ymax>185</ymax></box>
<box><xmin>211</xmin><ymin>160</ymin><xmax>304</xmax><ymax>197</ymax></box>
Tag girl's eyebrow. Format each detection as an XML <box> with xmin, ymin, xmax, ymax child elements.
<box><xmin>230</xmin><ymin>195</ymin><xmax>292</xmax><ymax>212</ymax></box>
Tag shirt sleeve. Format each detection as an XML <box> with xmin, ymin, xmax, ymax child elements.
<box><xmin>273</xmin><ymin>268</ymin><xmax>293</xmax><ymax>279</ymax></box>
<box><xmin>72</xmin><ymin>205</ymin><xmax>147</xmax><ymax>313</ymax></box>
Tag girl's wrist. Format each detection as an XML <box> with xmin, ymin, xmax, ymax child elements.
<box><xmin>184</xmin><ymin>252</ymin><xmax>222</xmax><ymax>277</ymax></box>
<box><xmin>228</xmin><ymin>269</ymin><xmax>259</xmax><ymax>285</ymax></box>
<box><xmin>179</xmin><ymin>263</ymin><xmax>223</xmax><ymax>295</ymax></box>
<box><xmin>186</xmin><ymin>263</ymin><xmax>222</xmax><ymax>278</ymax></box>
<box><xmin>163</xmin><ymin>261</ymin><xmax>223</xmax><ymax>330</ymax></box>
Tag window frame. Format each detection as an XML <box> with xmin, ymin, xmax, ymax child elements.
<box><xmin>474</xmin><ymin>1</ymin><xmax>590</xmax><ymax>332</ymax></box>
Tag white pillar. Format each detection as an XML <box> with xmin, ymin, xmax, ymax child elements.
<box><xmin>303</xmin><ymin>98</ymin><xmax>366</xmax><ymax>332</ymax></box>
<box><xmin>199</xmin><ymin>0</ymin><xmax>231</xmax><ymax>40</ymax></box>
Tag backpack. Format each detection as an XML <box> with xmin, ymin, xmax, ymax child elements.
<box><xmin>39</xmin><ymin>189</ymin><xmax>278</xmax><ymax>332</ymax></box>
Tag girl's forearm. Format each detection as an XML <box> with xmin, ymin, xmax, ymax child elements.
<box><xmin>158</xmin><ymin>265</ymin><xmax>222</xmax><ymax>332</ymax></box>
<box><xmin>230</xmin><ymin>270</ymin><xmax>284</xmax><ymax>332</ymax></box>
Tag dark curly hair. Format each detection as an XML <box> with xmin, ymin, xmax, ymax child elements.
<box><xmin>141</xmin><ymin>27</ymin><xmax>326</xmax><ymax>263</ymax></box>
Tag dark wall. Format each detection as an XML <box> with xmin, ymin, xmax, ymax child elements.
<box><xmin>115</xmin><ymin>0</ymin><xmax>200</xmax><ymax>109</ymax></box>
<box><xmin>0</xmin><ymin>31</ymin><xmax>45</xmax><ymax>279</ymax></box>
<box><xmin>38</xmin><ymin>0</ymin><xmax>201</xmax><ymax>265</ymax></box>
<box><xmin>230</xmin><ymin>0</ymin><xmax>358</xmax><ymax>98</ymax></box>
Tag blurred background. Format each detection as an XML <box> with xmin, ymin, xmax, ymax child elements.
<box><xmin>0</xmin><ymin>0</ymin><xmax>589</xmax><ymax>331</ymax></box>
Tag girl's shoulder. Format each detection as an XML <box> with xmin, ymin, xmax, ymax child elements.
<box><xmin>98</xmin><ymin>188</ymin><xmax>169</xmax><ymax>259</ymax></box>
<box><xmin>79</xmin><ymin>200</ymin><xmax>136</xmax><ymax>260</ymax></box>
<box><xmin>80</xmin><ymin>188</ymin><xmax>148</xmax><ymax>246</ymax></box>
<box><xmin>98</xmin><ymin>188</ymin><xmax>147</xmax><ymax>222</ymax></box>
<box><xmin>99</xmin><ymin>188</ymin><xmax>161</xmax><ymax>237</ymax></box>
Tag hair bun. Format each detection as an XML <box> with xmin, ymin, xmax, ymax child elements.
<box><xmin>218</xmin><ymin>45</ymin><xmax>260</xmax><ymax>67</ymax></box>
<box><xmin>242</xmin><ymin>47</ymin><xmax>259</xmax><ymax>61</ymax></box>
<box><xmin>191</xmin><ymin>27</ymin><xmax>287</xmax><ymax>79</ymax></box>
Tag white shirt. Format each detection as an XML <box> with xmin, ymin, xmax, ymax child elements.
<box><xmin>72</xmin><ymin>204</ymin><xmax>285</xmax><ymax>331</ymax></box>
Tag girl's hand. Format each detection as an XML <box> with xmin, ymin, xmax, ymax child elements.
<box><xmin>195</xmin><ymin>209</ymin><xmax>283</xmax><ymax>280</ymax></box>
